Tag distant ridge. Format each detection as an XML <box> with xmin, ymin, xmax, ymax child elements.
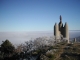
<box><xmin>69</xmin><ymin>30</ymin><xmax>80</xmax><ymax>31</ymax></box>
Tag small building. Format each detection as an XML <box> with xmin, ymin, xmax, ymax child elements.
<box><xmin>74</xmin><ymin>38</ymin><xmax>76</xmax><ymax>42</ymax></box>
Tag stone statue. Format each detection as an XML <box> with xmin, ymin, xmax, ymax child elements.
<box><xmin>54</xmin><ymin>15</ymin><xmax>69</xmax><ymax>43</ymax></box>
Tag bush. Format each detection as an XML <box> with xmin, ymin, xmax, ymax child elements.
<box><xmin>46</xmin><ymin>51</ymin><xmax>54</xmax><ymax>58</ymax></box>
<box><xmin>48</xmin><ymin>54</ymin><xmax>54</xmax><ymax>58</ymax></box>
<box><xmin>0</xmin><ymin>54</ymin><xmax>3</xmax><ymax>60</ymax></box>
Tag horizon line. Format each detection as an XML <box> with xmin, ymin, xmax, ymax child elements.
<box><xmin>0</xmin><ymin>30</ymin><xmax>80</xmax><ymax>32</ymax></box>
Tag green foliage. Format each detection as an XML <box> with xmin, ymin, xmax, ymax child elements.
<box><xmin>60</xmin><ymin>42</ymin><xmax>66</xmax><ymax>45</ymax></box>
<box><xmin>0</xmin><ymin>39</ymin><xmax>15</xmax><ymax>54</ymax></box>
<box><xmin>47</xmin><ymin>54</ymin><xmax>55</xmax><ymax>60</ymax></box>
<box><xmin>35</xmin><ymin>49</ymin><xmax>41</xmax><ymax>54</ymax></box>
<box><xmin>67</xmin><ymin>44</ymin><xmax>73</xmax><ymax>46</ymax></box>
<box><xmin>0</xmin><ymin>52</ymin><xmax>4</xmax><ymax>60</ymax></box>
<box><xmin>47</xmin><ymin>54</ymin><xmax>54</xmax><ymax>58</ymax></box>
<box><xmin>49</xmin><ymin>46</ymin><xmax>54</xmax><ymax>49</ymax></box>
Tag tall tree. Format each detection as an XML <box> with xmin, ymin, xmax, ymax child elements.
<box><xmin>0</xmin><ymin>39</ymin><xmax>15</xmax><ymax>55</ymax></box>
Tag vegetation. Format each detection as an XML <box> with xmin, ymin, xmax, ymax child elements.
<box><xmin>0</xmin><ymin>40</ymin><xmax>15</xmax><ymax>54</ymax></box>
<box><xmin>60</xmin><ymin>43</ymin><xmax>80</xmax><ymax>60</ymax></box>
<box><xmin>40</xmin><ymin>42</ymin><xmax>80</xmax><ymax>60</ymax></box>
<box><xmin>0</xmin><ymin>39</ymin><xmax>15</xmax><ymax>60</ymax></box>
<box><xmin>0</xmin><ymin>38</ymin><xmax>80</xmax><ymax>60</ymax></box>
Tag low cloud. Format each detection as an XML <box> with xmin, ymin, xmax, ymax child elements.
<box><xmin>0</xmin><ymin>31</ymin><xmax>80</xmax><ymax>45</ymax></box>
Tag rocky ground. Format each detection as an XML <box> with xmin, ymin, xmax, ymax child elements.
<box><xmin>39</xmin><ymin>42</ymin><xmax>80</xmax><ymax>60</ymax></box>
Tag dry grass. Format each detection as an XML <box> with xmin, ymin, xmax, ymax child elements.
<box><xmin>59</xmin><ymin>43</ymin><xmax>80</xmax><ymax>60</ymax></box>
<box><xmin>48</xmin><ymin>42</ymin><xmax>80</xmax><ymax>60</ymax></box>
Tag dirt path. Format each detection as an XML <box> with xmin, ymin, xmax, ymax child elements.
<box><xmin>54</xmin><ymin>44</ymin><xmax>67</xmax><ymax>60</ymax></box>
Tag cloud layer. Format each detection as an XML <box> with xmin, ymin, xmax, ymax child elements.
<box><xmin>0</xmin><ymin>31</ymin><xmax>80</xmax><ymax>45</ymax></box>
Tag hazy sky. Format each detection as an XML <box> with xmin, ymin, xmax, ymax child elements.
<box><xmin>0</xmin><ymin>0</ymin><xmax>80</xmax><ymax>32</ymax></box>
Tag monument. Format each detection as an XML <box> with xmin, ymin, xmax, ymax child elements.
<box><xmin>74</xmin><ymin>38</ymin><xmax>76</xmax><ymax>42</ymax></box>
<box><xmin>54</xmin><ymin>15</ymin><xmax>69</xmax><ymax>43</ymax></box>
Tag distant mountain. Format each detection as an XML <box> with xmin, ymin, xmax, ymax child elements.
<box><xmin>75</xmin><ymin>36</ymin><xmax>80</xmax><ymax>42</ymax></box>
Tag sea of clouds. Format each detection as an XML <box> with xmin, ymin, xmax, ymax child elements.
<box><xmin>0</xmin><ymin>31</ymin><xmax>80</xmax><ymax>45</ymax></box>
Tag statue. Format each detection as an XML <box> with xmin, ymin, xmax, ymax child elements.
<box><xmin>60</xmin><ymin>15</ymin><xmax>62</xmax><ymax>21</ymax></box>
